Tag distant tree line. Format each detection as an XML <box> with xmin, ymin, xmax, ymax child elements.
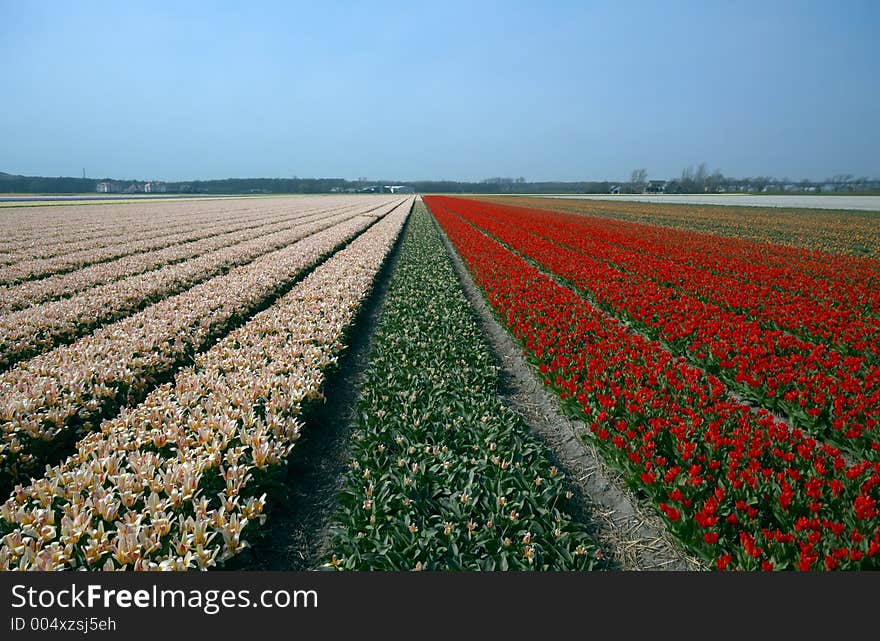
<box><xmin>404</xmin><ymin>178</ymin><xmax>619</xmax><ymax>194</ymax></box>
<box><xmin>630</xmin><ymin>164</ymin><xmax>880</xmax><ymax>195</ymax></box>
<box><xmin>0</xmin><ymin>173</ymin><xmax>621</xmax><ymax>195</ymax></box>
<box><xmin>2</xmin><ymin>170</ymin><xmax>878</xmax><ymax>195</ymax></box>
<box><xmin>170</xmin><ymin>177</ymin><xmax>622</xmax><ymax>195</ymax></box>
<box><xmin>0</xmin><ymin>174</ymin><xmax>98</xmax><ymax>194</ymax></box>
<box><xmin>169</xmin><ymin>177</ymin><xmax>359</xmax><ymax>194</ymax></box>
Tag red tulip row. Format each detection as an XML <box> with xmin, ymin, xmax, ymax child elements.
<box><xmin>428</xmin><ymin>197</ymin><xmax>880</xmax><ymax>459</ymax></box>
<box><xmin>468</xmin><ymin>199</ymin><xmax>880</xmax><ymax>314</ymax></box>
<box><xmin>467</xmin><ymin>201</ymin><xmax>880</xmax><ymax>360</ymax></box>
<box><xmin>426</xmin><ymin>196</ymin><xmax>880</xmax><ymax>571</ymax></box>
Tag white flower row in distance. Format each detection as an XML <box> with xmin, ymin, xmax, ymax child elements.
<box><xmin>0</xmin><ymin>203</ymin><xmax>247</xmax><ymax>257</ymax></box>
<box><xmin>0</xmin><ymin>204</ymin><xmax>289</xmax><ymax>272</ymax></box>
<box><xmin>0</xmin><ymin>197</ymin><xmax>413</xmax><ymax>570</ymax></box>
<box><xmin>0</xmin><ymin>197</ymin><xmax>385</xmax><ymax>283</ymax></box>
<box><xmin>0</xmin><ymin>199</ymin><xmax>405</xmax><ymax>485</ymax></box>
<box><xmin>0</xmin><ymin>198</ymin><xmax>384</xmax><ymax>270</ymax></box>
<box><xmin>0</xmin><ymin>196</ymin><xmax>389</xmax><ymax>263</ymax></box>
<box><xmin>0</xmin><ymin>207</ymin><xmax>271</xmax><ymax>267</ymax></box>
<box><xmin>0</xmin><ymin>197</ymin><xmax>338</xmax><ymax>263</ymax></box>
<box><xmin>0</xmin><ymin>205</ymin><xmax>381</xmax><ymax>369</ymax></box>
<box><xmin>0</xmin><ymin>201</ymin><xmax>371</xmax><ymax>315</ymax></box>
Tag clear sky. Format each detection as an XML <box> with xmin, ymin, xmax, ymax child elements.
<box><xmin>1</xmin><ymin>0</ymin><xmax>877</xmax><ymax>182</ymax></box>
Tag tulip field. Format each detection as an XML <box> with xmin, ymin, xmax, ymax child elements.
<box><xmin>323</xmin><ymin>203</ymin><xmax>602</xmax><ymax>570</ymax></box>
<box><xmin>424</xmin><ymin>195</ymin><xmax>880</xmax><ymax>571</ymax></box>
<box><xmin>0</xmin><ymin>192</ymin><xmax>877</xmax><ymax>571</ymax></box>
<box><xmin>0</xmin><ymin>196</ymin><xmax>412</xmax><ymax>569</ymax></box>
<box><xmin>478</xmin><ymin>195</ymin><xmax>880</xmax><ymax>258</ymax></box>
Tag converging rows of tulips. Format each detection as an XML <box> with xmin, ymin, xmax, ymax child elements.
<box><xmin>0</xmin><ymin>202</ymin><xmax>368</xmax><ymax>314</ymax></box>
<box><xmin>433</xmin><ymin>198</ymin><xmax>880</xmax><ymax>460</ymax></box>
<box><xmin>464</xmin><ymin>200</ymin><xmax>879</xmax><ymax>334</ymax></box>
<box><xmin>0</xmin><ymin>206</ymin><xmax>314</xmax><ymax>285</ymax></box>
<box><xmin>325</xmin><ymin>203</ymin><xmax>601</xmax><ymax>571</ymax></box>
<box><xmin>0</xmin><ymin>198</ymin><xmax>412</xmax><ymax>570</ymax></box>
<box><xmin>471</xmin><ymin>203</ymin><xmax>880</xmax><ymax>354</ymax></box>
<box><xmin>0</xmin><ymin>201</ymin><xmax>269</xmax><ymax>265</ymax></box>
<box><xmin>0</xmin><ymin>206</ymin><xmax>378</xmax><ymax>369</ymax></box>
<box><xmin>489</xmin><ymin>196</ymin><xmax>880</xmax><ymax>260</ymax></box>
<box><xmin>0</xmin><ymin>199</ymin><xmax>406</xmax><ymax>491</ymax></box>
<box><xmin>426</xmin><ymin>196</ymin><xmax>880</xmax><ymax>571</ymax></box>
<box><xmin>0</xmin><ymin>197</ymin><xmax>366</xmax><ymax>272</ymax></box>
<box><xmin>3</xmin><ymin>191</ymin><xmax>873</xmax><ymax>572</ymax></box>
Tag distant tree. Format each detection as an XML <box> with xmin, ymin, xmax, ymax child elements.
<box><xmin>630</xmin><ymin>168</ymin><xmax>648</xmax><ymax>193</ymax></box>
<box><xmin>679</xmin><ymin>166</ymin><xmax>695</xmax><ymax>192</ymax></box>
<box><xmin>706</xmin><ymin>169</ymin><xmax>724</xmax><ymax>193</ymax></box>
<box><xmin>693</xmin><ymin>163</ymin><xmax>709</xmax><ymax>192</ymax></box>
<box><xmin>751</xmin><ymin>176</ymin><xmax>769</xmax><ymax>192</ymax></box>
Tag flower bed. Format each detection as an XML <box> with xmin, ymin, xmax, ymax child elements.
<box><xmin>0</xmin><ymin>199</ymin><xmax>412</xmax><ymax>570</ymax></box>
<box><xmin>0</xmin><ymin>201</ymin><xmax>403</xmax><ymax>489</ymax></box>
<box><xmin>426</xmin><ymin>196</ymin><xmax>880</xmax><ymax>571</ymax></box>
<box><xmin>324</xmin><ymin>202</ymin><xmax>601</xmax><ymax>570</ymax></box>
<box><xmin>428</xmin><ymin>197</ymin><xmax>880</xmax><ymax>458</ymax></box>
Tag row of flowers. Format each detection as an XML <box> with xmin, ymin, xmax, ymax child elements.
<box><xmin>432</xmin><ymin>198</ymin><xmax>880</xmax><ymax>460</ymax></box>
<box><xmin>0</xmin><ymin>197</ymin><xmax>399</xmax><ymax>270</ymax></box>
<box><xmin>0</xmin><ymin>200</ymin><xmax>326</xmax><ymax>284</ymax></box>
<box><xmin>426</xmin><ymin>196</ymin><xmax>880</xmax><ymax>570</ymax></box>
<box><xmin>0</xmin><ymin>201</ymin><xmax>404</xmax><ymax>491</ymax></box>
<box><xmin>473</xmin><ymin>198</ymin><xmax>880</xmax><ymax>314</ymax></box>
<box><xmin>0</xmin><ymin>200</ymin><xmax>270</xmax><ymax>264</ymax></box>
<box><xmin>0</xmin><ymin>198</ymin><xmax>412</xmax><ymax>570</ymax></box>
<box><xmin>0</xmin><ymin>207</ymin><xmax>374</xmax><ymax>370</ymax></box>
<box><xmin>324</xmin><ymin>203</ymin><xmax>602</xmax><ymax>570</ymax></box>
<box><xmin>477</xmin><ymin>196</ymin><xmax>880</xmax><ymax>262</ymax></box>
<box><xmin>469</xmin><ymin>202</ymin><xmax>880</xmax><ymax>361</ymax></box>
<box><xmin>471</xmin><ymin>199</ymin><xmax>879</xmax><ymax>318</ymax></box>
<box><xmin>0</xmin><ymin>203</ymin><xmax>360</xmax><ymax>314</ymax></box>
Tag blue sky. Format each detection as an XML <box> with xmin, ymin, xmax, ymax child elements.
<box><xmin>1</xmin><ymin>1</ymin><xmax>877</xmax><ymax>182</ymax></box>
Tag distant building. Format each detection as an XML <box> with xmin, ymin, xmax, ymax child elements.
<box><xmin>96</xmin><ymin>181</ymin><xmax>121</xmax><ymax>193</ymax></box>
<box><xmin>645</xmin><ymin>180</ymin><xmax>667</xmax><ymax>194</ymax></box>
